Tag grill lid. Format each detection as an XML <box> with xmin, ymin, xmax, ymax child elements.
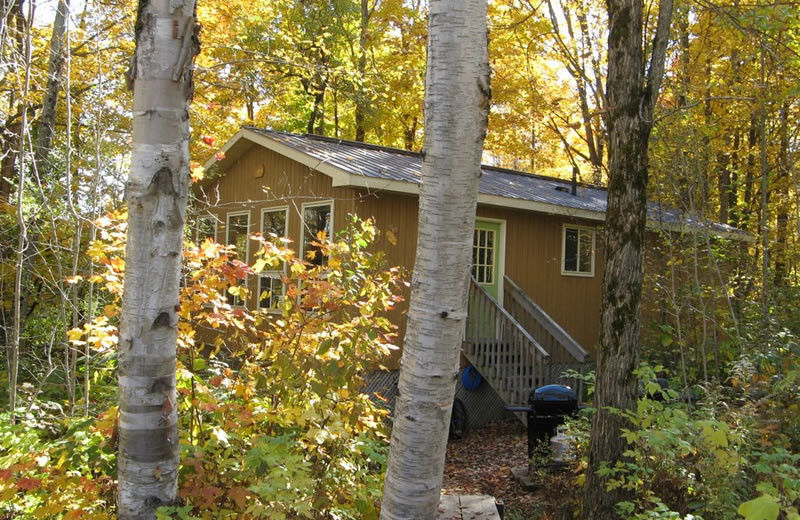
<box><xmin>531</xmin><ymin>384</ymin><xmax>577</xmax><ymax>403</ymax></box>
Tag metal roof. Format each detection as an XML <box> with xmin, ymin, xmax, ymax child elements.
<box><xmin>239</xmin><ymin>127</ymin><xmax>750</xmax><ymax>240</ymax></box>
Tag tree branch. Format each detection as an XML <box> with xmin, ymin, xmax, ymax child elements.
<box><xmin>645</xmin><ymin>0</ymin><xmax>674</xmax><ymax>116</ymax></box>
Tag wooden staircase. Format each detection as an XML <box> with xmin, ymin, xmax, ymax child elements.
<box><xmin>463</xmin><ymin>276</ymin><xmax>588</xmax><ymax>417</ymax></box>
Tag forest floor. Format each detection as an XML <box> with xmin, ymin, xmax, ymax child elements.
<box><xmin>442</xmin><ymin>418</ymin><xmax>578</xmax><ymax>520</ymax></box>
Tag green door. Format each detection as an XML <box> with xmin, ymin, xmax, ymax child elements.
<box><xmin>472</xmin><ymin>220</ymin><xmax>502</xmax><ymax>302</ymax></box>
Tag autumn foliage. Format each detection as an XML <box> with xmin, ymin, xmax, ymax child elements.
<box><xmin>0</xmin><ymin>213</ymin><xmax>405</xmax><ymax>519</ymax></box>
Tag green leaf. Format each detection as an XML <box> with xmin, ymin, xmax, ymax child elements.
<box><xmin>738</xmin><ymin>494</ymin><xmax>780</xmax><ymax>520</ymax></box>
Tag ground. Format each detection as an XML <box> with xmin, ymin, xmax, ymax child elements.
<box><xmin>442</xmin><ymin>419</ymin><xmax>579</xmax><ymax>520</ymax></box>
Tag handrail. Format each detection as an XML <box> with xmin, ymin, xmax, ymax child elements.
<box><xmin>464</xmin><ymin>277</ymin><xmax>550</xmax><ymax>408</ymax></box>
<box><xmin>503</xmin><ymin>275</ymin><xmax>588</xmax><ymax>363</ymax></box>
<box><xmin>468</xmin><ymin>278</ymin><xmax>550</xmax><ymax>359</ymax></box>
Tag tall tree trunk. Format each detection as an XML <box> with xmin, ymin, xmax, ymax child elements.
<box><xmin>758</xmin><ymin>42</ymin><xmax>769</xmax><ymax>318</ymax></box>
<box><xmin>380</xmin><ymin>0</ymin><xmax>490</xmax><ymax>517</ymax></box>
<box><xmin>117</xmin><ymin>0</ymin><xmax>198</xmax><ymax>516</ymax></box>
<box><xmin>402</xmin><ymin>114</ymin><xmax>418</xmax><ymax>151</ymax></box>
<box><xmin>774</xmin><ymin>98</ymin><xmax>789</xmax><ymax>286</ymax></box>
<box><xmin>0</xmin><ymin>108</ymin><xmax>22</xmax><ymax>202</ymax></box>
<box><xmin>729</xmin><ymin>130</ymin><xmax>740</xmax><ymax>227</ymax></box>
<box><xmin>742</xmin><ymin>110</ymin><xmax>758</xmax><ymax>231</ymax></box>
<box><xmin>0</xmin><ymin>0</ymin><xmax>26</xmax><ymax>201</ymax></box>
<box><xmin>8</xmin><ymin>0</ymin><xmax>33</xmax><ymax>423</ymax></box>
<box><xmin>34</xmin><ymin>0</ymin><xmax>69</xmax><ymax>171</ymax></box>
<box><xmin>354</xmin><ymin>0</ymin><xmax>369</xmax><ymax>142</ymax></box>
<box><xmin>580</xmin><ymin>0</ymin><xmax>672</xmax><ymax>517</ymax></box>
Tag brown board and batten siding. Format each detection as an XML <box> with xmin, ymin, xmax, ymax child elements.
<box><xmin>200</xmin><ymin>145</ymin><xmax>357</xmax><ymax>300</ymax></box>
<box><xmin>201</xmin><ymin>136</ymin><xmax>736</xmax><ymax>366</ymax></box>
<box><xmin>474</xmin><ymin>205</ymin><xmax>604</xmax><ymax>354</ymax></box>
<box><xmin>352</xmin><ymin>191</ymin><xmax>419</xmax><ymax>366</ymax></box>
<box><xmin>352</xmin><ymin>190</ymin><xmax>606</xmax><ymax>359</ymax></box>
<box><xmin>199</xmin><ymin>143</ymin><xmax>609</xmax><ymax>362</ymax></box>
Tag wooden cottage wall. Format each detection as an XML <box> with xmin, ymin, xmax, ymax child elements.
<box><xmin>199</xmin><ymin>145</ymin><xmax>357</xmax><ymax>305</ymax></box>
<box><xmin>352</xmin><ymin>192</ymin><xmax>419</xmax><ymax>368</ymax></box>
<box><xmin>474</xmin><ymin>206</ymin><xmax>604</xmax><ymax>354</ymax></box>
<box><xmin>353</xmin><ymin>192</ymin><xmax>606</xmax><ymax>359</ymax></box>
<box><xmin>199</xmin><ymin>142</ymin><xmax>705</xmax><ymax>366</ymax></box>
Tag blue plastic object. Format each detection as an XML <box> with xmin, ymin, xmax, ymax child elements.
<box><xmin>533</xmin><ymin>384</ymin><xmax>577</xmax><ymax>402</ymax></box>
<box><xmin>461</xmin><ymin>365</ymin><xmax>483</xmax><ymax>391</ymax></box>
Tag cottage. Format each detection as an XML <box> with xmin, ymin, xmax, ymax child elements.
<box><xmin>198</xmin><ymin>127</ymin><xmax>748</xmax><ymax>424</ymax></box>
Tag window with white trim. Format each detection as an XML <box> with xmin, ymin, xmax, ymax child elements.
<box><xmin>196</xmin><ymin>214</ymin><xmax>217</xmax><ymax>242</ymax></box>
<box><xmin>259</xmin><ymin>207</ymin><xmax>288</xmax><ymax>310</ymax></box>
<box><xmin>562</xmin><ymin>225</ymin><xmax>595</xmax><ymax>276</ymax></box>
<box><xmin>226</xmin><ymin>212</ymin><xmax>250</xmax><ymax>306</ymax></box>
<box><xmin>302</xmin><ymin>202</ymin><xmax>332</xmax><ymax>266</ymax></box>
<box><xmin>472</xmin><ymin>228</ymin><xmax>495</xmax><ymax>284</ymax></box>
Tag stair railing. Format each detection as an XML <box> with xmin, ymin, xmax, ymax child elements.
<box><xmin>464</xmin><ymin>277</ymin><xmax>550</xmax><ymax>406</ymax></box>
<box><xmin>503</xmin><ymin>276</ymin><xmax>588</xmax><ymax>394</ymax></box>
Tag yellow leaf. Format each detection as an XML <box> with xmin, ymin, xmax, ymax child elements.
<box><xmin>386</xmin><ymin>229</ymin><xmax>397</xmax><ymax>246</ymax></box>
<box><xmin>252</xmin><ymin>258</ymin><xmax>267</xmax><ymax>273</ymax></box>
<box><xmin>191</xmin><ymin>165</ymin><xmax>205</xmax><ymax>182</ymax></box>
<box><xmin>68</xmin><ymin>328</ymin><xmax>84</xmax><ymax>342</ymax></box>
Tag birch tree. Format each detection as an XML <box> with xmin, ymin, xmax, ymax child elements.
<box><xmin>117</xmin><ymin>0</ymin><xmax>198</xmax><ymax>516</ymax></box>
<box><xmin>580</xmin><ymin>0</ymin><xmax>672</xmax><ymax>517</ymax></box>
<box><xmin>380</xmin><ymin>1</ymin><xmax>490</xmax><ymax>518</ymax></box>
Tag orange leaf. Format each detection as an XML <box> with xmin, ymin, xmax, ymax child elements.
<box><xmin>200</xmin><ymin>485</ymin><xmax>223</xmax><ymax>506</ymax></box>
<box><xmin>16</xmin><ymin>477</ymin><xmax>41</xmax><ymax>491</ymax></box>
<box><xmin>228</xmin><ymin>486</ymin><xmax>251</xmax><ymax>509</ymax></box>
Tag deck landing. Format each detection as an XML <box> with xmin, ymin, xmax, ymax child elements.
<box><xmin>437</xmin><ymin>494</ymin><xmax>502</xmax><ymax>519</ymax></box>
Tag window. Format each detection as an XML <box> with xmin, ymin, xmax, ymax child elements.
<box><xmin>562</xmin><ymin>225</ymin><xmax>595</xmax><ymax>276</ymax></box>
<box><xmin>226</xmin><ymin>212</ymin><xmax>251</xmax><ymax>306</ymax></box>
<box><xmin>258</xmin><ymin>275</ymin><xmax>283</xmax><ymax>310</ymax></box>
<box><xmin>259</xmin><ymin>207</ymin><xmax>288</xmax><ymax>310</ymax></box>
<box><xmin>262</xmin><ymin>208</ymin><xmax>287</xmax><ymax>239</ymax></box>
<box><xmin>301</xmin><ymin>202</ymin><xmax>332</xmax><ymax>266</ymax></box>
<box><xmin>472</xmin><ymin>228</ymin><xmax>495</xmax><ymax>284</ymax></box>
<box><xmin>196</xmin><ymin>214</ymin><xmax>217</xmax><ymax>242</ymax></box>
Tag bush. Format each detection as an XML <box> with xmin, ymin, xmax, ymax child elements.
<box><xmin>1</xmin><ymin>214</ymin><xmax>405</xmax><ymax>519</ymax></box>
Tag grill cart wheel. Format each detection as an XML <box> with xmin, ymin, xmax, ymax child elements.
<box><xmin>449</xmin><ymin>398</ymin><xmax>469</xmax><ymax>440</ymax></box>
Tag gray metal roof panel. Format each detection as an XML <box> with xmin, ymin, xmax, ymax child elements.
<box><xmin>245</xmin><ymin>127</ymin><xmax>747</xmax><ymax>238</ymax></box>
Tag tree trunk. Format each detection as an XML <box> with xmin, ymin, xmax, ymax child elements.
<box><xmin>117</xmin><ymin>0</ymin><xmax>198</xmax><ymax>516</ymax></box>
<box><xmin>380</xmin><ymin>0</ymin><xmax>490</xmax><ymax>518</ymax></box>
<box><xmin>774</xmin><ymin>98</ymin><xmax>789</xmax><ymax>286</ymax></box>
<box><xmin>34</xmin><ymin>0</ymin><xmax>69</xmax><ymax>171</ymax></box>
<box><xmin>8</xmin><ymin>0</ymin><xmax>34</xmax><ymax>423</ymax></box>
<box><xmin>580</xmin><ymin>0</ymin><xmax>672</xmax><ymax>517</ymax></box>
<box><xmin>0</xmin><ymin>0</ymin><xmax>26</xmax><ymax>201</ymax></box>
<box><xmin>758</xmin><ymin>41</ymin><xmax>769</xmax><ymax>318</ymax></box>
<box><xmin>354</xmin><ymin>0</ymin><xmax>369</xmax><ymax>142</ymax></box>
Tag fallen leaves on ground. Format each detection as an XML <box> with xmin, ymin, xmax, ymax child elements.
<box><xmin>442</xmin><ymin>419</ymin><xmax>578</xmax><ymax>519</ymax></box>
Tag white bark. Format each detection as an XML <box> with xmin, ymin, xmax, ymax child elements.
<box><xmin>117</xmin><ymin>0</ymin><xmax>197</xmax><ymax>517</ymax></box>
<box><xmin>9</xmin><ymin>0</ymin><xmax>34</xmax><ymax>424</ymax></box>
<box><xmin>380</xmin><ymin>1</ymin><xmax>490</xmax><ymax>518</ymax></box>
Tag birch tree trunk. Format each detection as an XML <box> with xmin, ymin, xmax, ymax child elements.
<box><xmin>380</xmin><ymin>1</ymin><xmax>490</xmax><ymax>518</ymax></box>
<box><xmin>580</xmin><ymin>0</ymin><xmax>672</xmax><ymax>517</ymax></box>
<box><xmin>117</xmin><ymin>0</ymin><xmax>198</xmax><ymax>516</ymax></box>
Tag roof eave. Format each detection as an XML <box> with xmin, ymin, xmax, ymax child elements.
<box><xmin>205</xmin><ymin>130</ymin><xmax>752</xmax><ymax>242</ymax></box>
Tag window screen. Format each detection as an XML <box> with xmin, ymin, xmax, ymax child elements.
<box><xmin>472</xmin><ymin>228</ymin><xmax>495</xmax><ymax>284</ymax></box>
<box><xmin>302</xmin><ymin>204</ymin><xmax>332</xmax><ymax>266</ymax></box>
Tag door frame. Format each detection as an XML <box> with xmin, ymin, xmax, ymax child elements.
<box><xmin>474</xmin><ymin>216</ymin><xmax>506</xmax><ymax>306</ymax></box>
